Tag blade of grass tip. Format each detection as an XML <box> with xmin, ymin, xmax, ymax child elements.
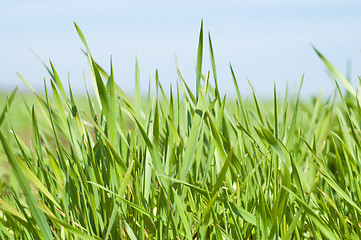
<box><xmin>29</xmin><ymin>49</ymin><xmax>56</xmax><ymax>82</ymax></box>
<box><xmin>6</xmin><ymin>86</ymin><xmax>18</xmax><ymax>105</ymax></box>
<box><xmin>175</xmin><ymin>64</ymin><xmax>196</xmax><ymax>109</ymax></box>
<box><xmin>0</xmin><ymin>87</ymin><xmax>17</xmax><ymax>127</ymax></box>
<box><xmin>31</xmin><ymin>105</ymin><xmax>43</xmax><ymax>162</ymax></box>
<box><xmin>179</xmin><ymin>70</ymin><xmax>196</xmax><ymax>107</ymax></box>
<box><xmin>68</xmin><ymin>78</ymin><xmax>80</xmax><ymax>119</ymax></box>
<box><xmin>169</xmin><ymin>84</ymin><xmax>175</xmax><ymax>119</ymax></box>
<box><xmin>167</xmin><ymin>115</ymin><xmax>181</xmax><ymax>145</ymax></box>
<box><xmin>339</xmin><ymin>105</ymin><xmax>361</xmax><ymax>151</ymax></box>
<box><xmin>156</xmin><ymin>73</ymin><xmax>170</xmax><ymax>110</ymax></box>
<box><xmin>86</xmin><ymin>53</ymin><xmax>101</xmax><ymax>109</ymax></box>
<box><xmin>208</xmin><ymin>32</ymin><xmax>220</xmax><ymax>99</ymax></box>
<box><xmin>230</xmin><ymin>64</ymin><xmax>250</xmax><ymax>131</ymax></box>
<box><xmin>153</xmin><ymin>100</ymin><xmax>160</xmax><ymax>145</ymax></box>
<box><xmin>84</xmin><ymin>73</ymin><xmax>98</xmax><ymax>120</ymax></box>
<box><xmin>68</xmin><ymin>79</ymin><xmax>83</xmax><ymax>140</ymax></box>
<box><xmin>0</xmin><ymin>131</ymin><xmax>53</xmax><ymax>240</ymax></box>
<box><xmin>49</xmin><ymin>61</ymin><xmax>67</xmax><ymax>100</ymax></box>
<box><xmin>146</xmin><ymin>74</ymin><xmax>152</xmax><ymax>120</ymax></box>
<box><xmin>274</xmin><ymin>83</ymin><xmax>278</xmax><ymax>139</ymax></box>
<box><xmin>106</xmin><ymin>55</ymin><xmax>116</xmax><ymax>145</ymax></box>
<box><xmin>310</xmin><ymin>90</ymin><xmax>323</xmax><ymax>126</ymax></box>
<box><xmin>50</xmin><ymin>80</ymin><xmax>67</xmax><ymax>131</ymax></box>
<box><xmin>196</xmin><ymin>20</ymin><xmax>204</xmax><ymax>100</ymax></box>
<box><xmin>313</xmin><ymin>45</ymin><xmax>356</xmax><ymax>97</ymax></box>
<box><xmin>247</xmin><ymin>78</ymin><xmax>264</xmax><ymax>125</ymax></box>
<box><xmin>335</xmin><ymin>81</ymin><xmax>348</xmax><ymax>110</ymax></box>
<box><xmin>74</xmin><ymin>22</ymin><xmax>90</xmax><ymax>54</ymax></box>
<box><xmin>31</xmin><ymin>90</ymin><xmax>53</xmax><ymax>129</ymax></box>
<box><xmin>285</xmin><ymin>74</ymin><xmax>303</xmax><ymax>146</ymax></box>
<box><xmin>177</xmin><ymin>81</ymin><xmax>181</xmax><ymax>133</ymax></box>
<box><xmin>82</xmin><ymin>50</ymin><xmax>110</xmax><ymax>100</ymax></box>
<box><xmin>281</xmin><ymin>83</ymin><xmax>289</xmax><ymax>138</ymax></box>
<box><xmin>91</xmin><ymin>56</ymin><xmax>111</xmax><ymax>128</ymax></box>
<box><xmin>260</xmin><ymin>126</ymin><xmax>286</xmax><ymax>164</ymax></box>
<box><xmin>17</xmin><ymin>72</ymin><xmax>35</xmax><ymax>92</ymax></box>
<box><xmin>230</xmin><ymin>64</ymin><xmax>242</xmax><ymax>103</ymax></box>
<box><xmin>83</xmin><ymin>50</ymin><xmax>111</xmax><ymax>80</ymax></box>
<box><xmin>155</xmin><ymin>69</ymin><xmax>159</xmax><ymax>98</ymax></box>
<box><xmin>205</xmin><ymin>80</ymin><xmax>216</xmax><ymax>98</ymax></box>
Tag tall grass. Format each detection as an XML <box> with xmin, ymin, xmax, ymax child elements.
<box><xmin>0</xmin><ymin>22</ymin><xmax>361</xmax><ymax>239</ymax></box>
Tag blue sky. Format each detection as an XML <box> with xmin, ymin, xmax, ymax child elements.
<box><xmin>1</xmin><ymin>1</ymin><xmax>361</xmax><ymax>97</ymax></box>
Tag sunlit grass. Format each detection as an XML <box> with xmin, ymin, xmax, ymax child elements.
<box><xmin>0</xmin><ymin>21</ymin><xmax>361</xmax><ymax>239</ymax></box>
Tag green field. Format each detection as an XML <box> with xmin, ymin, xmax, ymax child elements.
<box><xmin>0</xmin><ymin>22</ymin><xmax>361</xmax><ymax>239</ymax></box>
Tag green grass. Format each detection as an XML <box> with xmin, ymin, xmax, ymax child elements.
<box><xmin>1</xmin><ymin>22</ymin><xmax>361</xmax><ymax>239</ymax></box>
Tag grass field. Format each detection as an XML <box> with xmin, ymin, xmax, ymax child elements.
<box><xmin>0</xmin><ymin>22</ymin><xmax>361</xmax><ymax>239</ymax></box>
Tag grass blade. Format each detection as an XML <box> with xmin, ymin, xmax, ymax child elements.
<box><xmin>196</xmin><ymin>20</ymin><xmax>204</xmax><ymax>100</ymax></box>
<box><xmin>313</xmin><ymin>46</ymin><xmax>356</xmax><ymax>96</ymax></box>
<box><xmin>0</xmin><ymin>131</ymin><xmax>53</xmax><ymax>240</ymax></box>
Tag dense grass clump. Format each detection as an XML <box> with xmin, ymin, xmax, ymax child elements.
<box><xmin>1</xmin><ymin>22</ymin><xmax>361</xmax><ymax>239</ymax></box>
